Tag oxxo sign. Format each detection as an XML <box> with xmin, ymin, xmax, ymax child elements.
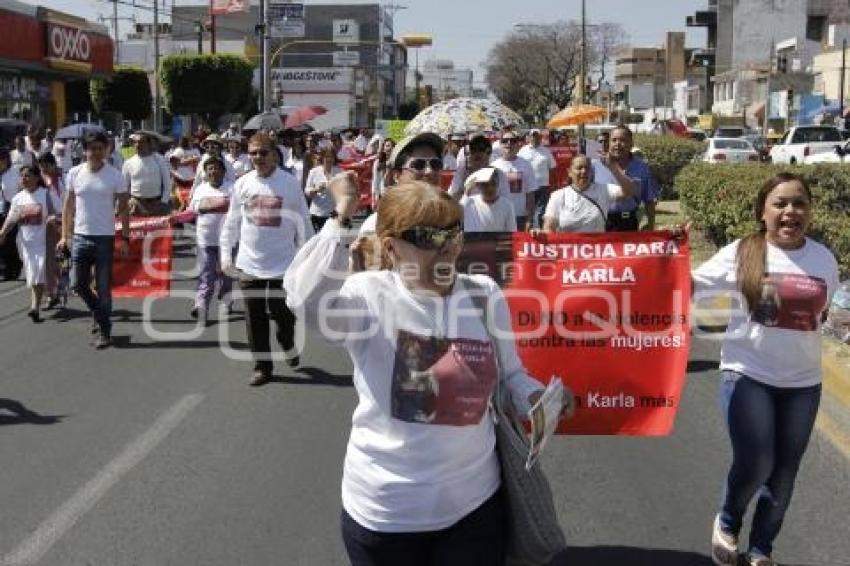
<box><xmin>46</xmin><ymin>22</ymin><xmax>92</xmax><ymax>63</ymax></box>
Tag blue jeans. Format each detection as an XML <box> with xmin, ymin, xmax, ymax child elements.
<box><xmin>718</xmin><ymin>371</ymin><xmax>821</xmax><ymax>557</ymax></box>
<box><xmin>71</xmin><ymin>234</ymin><xmax>115</xmax><ymax>335</ymax></box>
<box><xmin>341</xmin><ymin>490</ymin><xmax>505</xmax><ymax>566</ymax></box>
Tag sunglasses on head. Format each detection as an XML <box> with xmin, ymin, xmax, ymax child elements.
<box><xmin>399</xmin><ymin>224</ymin><xmax>463</xmax><ymax>251</ymax></box>
<box><xmin>403</xmin><ymin>157</ymin><xmax>443</xmax><ymax>172</ymax></box>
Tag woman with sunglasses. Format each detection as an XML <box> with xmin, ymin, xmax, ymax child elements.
<box><xmin>0</xmin><ymin>165</ymin><xmax>61</xmax><ymax>322</ymax></box>
<box><xmin>285</xmin><ymin>176</ymin><xmax>572</xmax><ymax>566</ymax></box>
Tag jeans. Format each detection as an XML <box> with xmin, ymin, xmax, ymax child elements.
<box><xmin>239</xmin><ymin>277</ymin><xmax>297</xmax><ymax>373</ymax></box>
<box><xmin>718</xmin><ymin>371</ymin><xmax>821</xmax><ymax>557</ymax></box>
<box><xmin>71</xmin><ymin>234</ymin><xmax>115</xmax><ymax>335</ymax></box>
<box><xmin>341</xmin><ymin>490</ymin><xmax>506</xmax><ymax>566</ymax></box>
<box><xmin>532</xmin><ymin>187</ymin><xmax>550</xmax><ymax>229</ymax></box>
<box><xmin>195</xmin><ymin>245</ymin><xmax>233</xmax><ymax>311</ymax></box>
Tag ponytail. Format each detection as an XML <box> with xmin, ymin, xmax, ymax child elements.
<box><xmin>736</xmin><ymin>230</ymin><xmax>767</xmax><ymax>314</ymax></box>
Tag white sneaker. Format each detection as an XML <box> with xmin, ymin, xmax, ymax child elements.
<box><xmin>711</xmin><ymin>514</ymin><xmax>738</xmax><ymax>566</ymax></box>
<box><xmin>746</xmin><ymin>552</ymin><xmax>776</xmax><ymax>566</ymax></box>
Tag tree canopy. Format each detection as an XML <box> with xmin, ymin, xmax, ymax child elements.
<box><xmin>90</xmin><ymin>65</ymin><xmax>152</xmax><ymax>121</ymax></box>
<box><xmin>484</xmin><ymin>21</ymin><xmax>625</xmax><ymax>123</ymax></box>
<box><xmin>160</xmin><ymin>54</ymin><xmax>255</xmax><ymax>122</ymax></box>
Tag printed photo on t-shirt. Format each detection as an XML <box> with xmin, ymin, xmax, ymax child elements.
<box><xmin>246</xmin><ymin>194</ymin><xmax>283</xmax><ymax>227</ymax></box>
<box><xmin>752</xmin><ymin>273</ymin><xmax>828</xmax><ymax>331</ymax></box>
<box><xmin>391</xmin><ymin>330</ymin><xmax>497</xmax><ymax>426</ymax></box>
<box><xmin>18</xmin><ymin>203</ymin><xmax>43</xmax><ymax>225</ymax></box>
<box><xmin>199</xmin><ymin>195</ymin><xmax>229</xmax><ymax>214</ymax></box>
<box><xmin>507</xmin><ymin>171</ymin><xmax>523</xmax><ymax>193</ymax></box>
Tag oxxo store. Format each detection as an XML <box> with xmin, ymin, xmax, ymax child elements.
<box><xmin>0</xmin><ymin>2</ymin><xmax>113</xmax><ymax>127</ymax></box>
<box><xmin>271</xmin><ymin>68</ymin><xmax>356</xmax><ymax>131</ymax></box>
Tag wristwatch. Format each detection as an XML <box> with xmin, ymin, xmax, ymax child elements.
<box><xmin>329</xmin><ymin>210</ymin><xmax>352</xmax><ymax>229</ymax></box>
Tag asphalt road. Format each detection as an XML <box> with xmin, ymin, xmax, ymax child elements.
<box><xmin>0</xmin><ymin>232</ymin><xmax>848</xmax><ymax>566</ymax></box>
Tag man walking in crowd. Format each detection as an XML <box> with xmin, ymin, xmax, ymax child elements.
<box><xmin>518</xmin><ymin>128</ymin><xmax>557</xmax><ymax>229</ymax></box>
<box><xmin>220</xmin><ymin>132</ymin><xmax>313</xmax><ymax>386</ymax></box>
<box><xmin>193</xmin><ymin>134</ymin><xmax>235</xmax><ymax>190</ymax></box>
<box><xmin>592</xmin><ymin>125</ymin><xmax>659</xmax><ymax>231</ymax></box>
<box><xmin>123</xmin><ymin>132</ymin><xmax>171</xmax><ymax>217</ymax></box>
<box><xmin>491</xmin><ymin>130</ymin><xmax>536</xmax><ymax>230</ymax></box>
<box><xmin>25</xmin><ymin>125</ymin><xmax>49</xmax><ymax>156</ymax></box>
<box><xmin>58</xmin><ymin>131</ymin><xmax>129</xmax><ymax>349</ymax></box>
<box><xmin>0</xmin><ymin>147</ymin><xmax>23</xmax><ymax>280</ymax></box>
<box><xmin>11</xmin><ymin>136</ymin><xmax>35</xmax><ymax>171</ymax></box>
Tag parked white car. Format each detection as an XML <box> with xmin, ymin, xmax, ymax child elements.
<box><xmin>703</xmin><ymin>137</ymin><xmax>760</xmax><ymax>164</ymax></box>
<box><xmin>769</xmin><ymin>126</ymin><xmax>843</xmax><ymax>164</ymax></box>
<box><xmin>803</xmin><ymin>140</ymin><xmax>850</xmax><ymax>164</ymax></box>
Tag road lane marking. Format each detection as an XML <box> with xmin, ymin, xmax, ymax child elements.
<box><xmin>0</xmin><ymin>285</ymin><xmax>26</xmax><ymax>299</ymax></box>
<box><xmin>0</xmin><ymin>394</ymin><xmax>204</xmax><ymax>566</ymax></box>
<box><xmin>815</xmin><ymin>410</ymin><xmax>850</xmax><ymax>461</ymax></box>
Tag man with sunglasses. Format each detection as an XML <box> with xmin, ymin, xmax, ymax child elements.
<box><xmin>220</xmin><ymin>132</ymin><xmax>313</xmax><ymax>386</ymax></box>
<box><xmin>491</xmin><ymin>130</ymin><xmax>536</xmax><ymax>230</ymax></box>
<box><xmin>447</xmin><ymin>134</ymin><xmax>510</xmax><ymax>201</ymax></box>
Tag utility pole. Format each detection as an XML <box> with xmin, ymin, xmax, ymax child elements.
<box><xmin>764</xmin><ymin>39</ymin><xmax>773</xmax><ymax>136</ymax></box>
<box><xmin>153</xmin><ymin>0</ymin><xmax>161</xmax><ymax>132</ymax></box>
<box><xmin>196</xmin><ymin>21</ymin><xmax>203</xmax><ymax>54</ymax></box>
<box><xmin>578</xmin><ymin>0</ymin><xmax>587</xmax><ymax>152</ymax></box>
<box><xmin>112</xmin><ymin>0</ymin><xmax>120</xmax><ymax>64</ymax></box>
<box><xmin>262</xmin><ymin>0</ymin><xmax>271</xmax><ymax>112</ymax></box>
<box><xmin>209</xmin><ymin>0</ymin><xmax>217</xmax><ymax>54</ymax></box>
<box><xmin>841</xmin><ymin>37</ymin><xmax>847</xmax><ymax>120</ymax></box>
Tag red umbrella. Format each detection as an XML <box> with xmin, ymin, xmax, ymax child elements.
<box><xmin>283</xmin><ymin>105</ymin><xmax>327</xmax><ymax>128</ymax></box>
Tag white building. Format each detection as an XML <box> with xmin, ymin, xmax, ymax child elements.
<box><xmin>409</xmin><ymin>59</ymin><xmax>473</xmax><ymax>102</ymax></box>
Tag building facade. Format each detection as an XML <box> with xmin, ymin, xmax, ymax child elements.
<box><xmin>407</xmin><ymin>59</ymin><xmax>473</xmax><ymax>102</ymax></box>
<box><xmin>0</xmin><ymin>0</ymin><xmax>113</xmax><ymax>127</ymax></box>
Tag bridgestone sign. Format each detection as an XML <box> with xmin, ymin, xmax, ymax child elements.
<box><xmin>271</xmin><ymin>68</ymin><xmax>354</xmax><ymax>93</ymax></box>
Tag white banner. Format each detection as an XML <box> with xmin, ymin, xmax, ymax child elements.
<box><xmin>333</xmin><ymin>19</ymin><xmax>359</xmax><ymax>45</ymax></box>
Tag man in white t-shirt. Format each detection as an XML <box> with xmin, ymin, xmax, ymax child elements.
<box><xmin>220</xmin><ymin>132</ymin><xmax>314</xmax><ymax>386</ymax></box>
<box><xmin>123</xmin><ymin>132</ymin><xmax>171</xmax><ymax>216</ymax></box>
<box><xmin>10</xmin><ymin>136</ymin><xmax>35</xmax><ymax>171</ymax></box>
<box><xmin>460</xmin><ymin>167</ymin><xmax>516</xmax><ymax>233</ymax></box>
<box><xmin>58</xmin><ymin>131</ymin><xmax>130</xmax><ymax>349</ymax></box>
<box><xmin>490</xmin><ymin>130</ymin><xmax>536</xmax><ymax>230</ymax></box>
<box><xmin>518</xmin><ymin>129</ymin><xmax>557</xmax><ymax>229</ymax></box>
<box><xmin>448</xmin><ymin>134</ymin><xmax>510</xmax><ymax>201</ymax></box>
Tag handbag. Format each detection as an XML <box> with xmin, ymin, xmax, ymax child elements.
<box><xmin>463</xmin><ymin>278</ymin><xmax>567</xmax><ymax>566</ymax></box>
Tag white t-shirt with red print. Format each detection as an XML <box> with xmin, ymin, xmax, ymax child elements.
<box><xmin>490</xmin><ymin>156</ymin><xmax>536</xmax><ymax>219</ymax></box>
<box><xmin>284</xmin><ymin>222</ymin><xmax>543</xmax><ymax>533</ymax></box>
<box><xmin>693</xmin><ymin>237</ymin><xmax>839</xmax><ymax>387</ymax></box>
<box><xmin>189</xmin><ymin>181</ymin><xmax>233</xmax><ymax>248</ymax></box>
<box><xmin>219</xmin><ymin>168</ymin><xmax>313</xmax><ymax>279</ymax></box>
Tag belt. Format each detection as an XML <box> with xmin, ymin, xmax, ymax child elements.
<box><xmin>608</xmin><ymin>210</ymin><xmax>635</xmax><ymax>218</ymax></box>
<box><xmin>133</xmin><ymin>196</ymin><xmax>163</xmax><ymax>202</ymax></box>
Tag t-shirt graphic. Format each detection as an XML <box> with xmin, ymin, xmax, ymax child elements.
<box><xmin>752</xmin><ymin>273</ymin><xmax>828</xmax><ymax>331</ymax></box>
<box><xmin>199</xmin><ymin>195</ymin><xmax>229</xmax><ymax>214</ymax></box>
<box><xmin>246</xmin><ymin>194</ymin><xmax>283</xmax><ymax>227</ymax></box>
<box><xmin>19</xmin><ymin>203</ymin><xmax>43</xmax><ymax>225</ymax></box>
<box><xmin>507</xmin><ymin>171</ymin><xmax>523</xmax><ymax>193</ymax></box>
<box><xmin>391</xmin><ymin>330</ymin><xmax>497</xmax><ymax>426</ymax></box>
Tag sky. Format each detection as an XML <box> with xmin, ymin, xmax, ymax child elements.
<box><xmin>42</xmin><ymin>0</ymin><xmax>707</xmax><ymax>86</ymax></box>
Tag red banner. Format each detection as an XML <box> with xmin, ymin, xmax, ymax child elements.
<box><xmin>458</xmin><ymin>231</ymin><xmax>691</xmax><ymax>436</ymax></box>
<box><xmin>210</xmin><ymin>0</ymin><xmax>248</xmax><ymax>15</ymax></box>
<box><xmin>112</xmin><ymin>217</ymin><xmax>173</xmax><ymax>298</ymax></box>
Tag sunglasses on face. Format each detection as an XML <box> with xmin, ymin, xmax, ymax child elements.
<box><xmin>403</xmin><ymin>158</ymin><xmax>443</xmax><ymax>172</ymax></box>
<box><xmin>501</xmin><ymin>137</ymin><xmax>520</xmax><ymax>144</ymax></box>
<box><xmin>399</xmin><ymin>224</ymin><xmax>463</xmax><ymax>251</ymax></box>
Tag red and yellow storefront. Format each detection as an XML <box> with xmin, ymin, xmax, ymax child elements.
<box><xmin>0</xmin><ymin>2</ymin><xmax>113</xmax><ymax>127</ymax></box>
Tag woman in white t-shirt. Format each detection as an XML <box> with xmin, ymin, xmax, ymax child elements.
<box><xmin>285</xmin><ymin>178</ymin><xmax>573</xmax><ymax>565</ymax></box>
<box><xmin>0</xmin><ymin>165</ymin><xmax>60</xmax><ymax>322</ymax></box>
<box><xmin>225</xmin><ymin>137</ymin><xmax>252</xmax><ymax>179</ymax></box>
<box><xmin>693</xmin><ymin>173</ymin><xmax>839</xmax><ymax>566</ymax></box>
<box><xmin>460</xmin><ymin>167</ymin><xmax>516</xmax><ymax>233</ymax></box>
<box><xmin>304</xmin><ymin>148</ymin><xmax>342</xmax><ymax>233</ymax></box>
<box><xmin>542</xmin><ymin>154</ymin><xmax>632</xmax><ymax>233</ymax></box>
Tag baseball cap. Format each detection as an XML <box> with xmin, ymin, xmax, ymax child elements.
<box><xmin>463</xmin><ymin>167</ymin><xmax>499</xmax><ymax>191</ymax></box>
<box><xmin>389</xmin><ymin>132</ymin><xmax>445</xmax><ymax>168</ymax></box>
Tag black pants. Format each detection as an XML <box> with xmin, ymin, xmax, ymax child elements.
<box><xmin>239</xmin><ymin>278</ymin><xmax>297</xmax><ymax>373</ymax></box>
<box><xmin>606</xmin><ymin>210</ymin><xmax>640</xmax><ymax>232</ymax></box>
<box><xmin>341</xmin><ymin>490</ymin><xmax>506</xmax><ymax>566</ymax></box>
<box><xmin>0</xmin><ymin>218</ymin><xmax>21</xmax><ymax>280</ymax></box>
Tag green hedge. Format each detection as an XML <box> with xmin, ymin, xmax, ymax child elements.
<box><xmin>633</xmin><ymin>134</ymin><xmax>706</xmax><ymax>198</ymax></box>
<box><xmin>160</xmin><ymin>54</ymin><xmax>254</xmax><ymax>120</ymax></box>
<box><xmin>677</xmin><ymin>162</ymin><xmax>850</xmax><ymax>277</ymax></box>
